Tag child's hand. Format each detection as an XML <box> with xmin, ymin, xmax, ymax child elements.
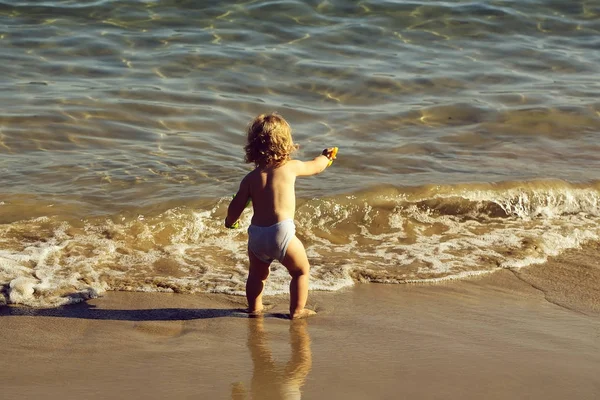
<box><xmin>322</xmin><ymin>147</ymin><xmax>338</xmax><ymax>166</ymax></box>
<box><xmin>226</xmin><ymin>220</ymin><xmax>240</xmax><ymax>229</ymax></box>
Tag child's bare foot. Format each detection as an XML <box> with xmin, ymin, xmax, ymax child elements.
<box><xmin>246</xmin><ymin>309</ymin><xmax>264</xmax><ymax>318</ymax></box>
<box><xmin>246</xmin><ymin>303</ymin><xmax>274</xmax><ymax>316</ymax></box>
<box><xmin>290</xmin><ymin>309</ymin><xmax>316</xmax><ymax>320</ymax></box>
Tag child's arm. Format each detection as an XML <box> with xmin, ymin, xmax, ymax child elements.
<box><xmin>225</xmin><ymin>176</ymin><xmax>251</xmax><ymax>228</ymax></box>
<box><xmin>291</xmin><ymin>148</ymin><xmax>337</xmax><ymax>177</ymax></box>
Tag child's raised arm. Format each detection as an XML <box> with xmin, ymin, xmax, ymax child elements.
<box><xmin>291</xmin><ymin>148</ymin><xmax>337</xmax><ymax>177</ymax></box>
<box><xmin>225</xmin><ymin>176</ymin><xmax>250</xmax><ymax>228</ymax></box>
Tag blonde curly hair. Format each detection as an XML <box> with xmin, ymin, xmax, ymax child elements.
<box><xmin>244</xmin><ymin>113</ymin><xmax>297</xmax><ymax>167</ymax></box>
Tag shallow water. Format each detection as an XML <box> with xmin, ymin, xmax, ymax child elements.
<box><xmin>1</xmin><ymin>0</ymin><xmax>599</xmax><ymax>306</ymax></box>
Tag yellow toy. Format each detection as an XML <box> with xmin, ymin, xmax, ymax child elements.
<box><xmin>323</xmin><ymin>147</ymin><xmax>338</xmax><ymax>167</ymax></box>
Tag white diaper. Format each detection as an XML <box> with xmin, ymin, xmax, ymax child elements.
<box><xmin>247</xmin><ymin>219</ymin><xmax>295</xmax><ymax>263</ymax></box>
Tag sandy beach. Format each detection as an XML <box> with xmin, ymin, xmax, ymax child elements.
<box><xmin>2</xmin><ymin>265</ymin><xmax>598</xmax><ymax>400</ymax></box>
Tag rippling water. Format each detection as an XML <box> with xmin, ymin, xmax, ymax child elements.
<box><xmin>1</xmin><ymin>0</ymin><xmax>599</xmax><ymax>307</ymax></box>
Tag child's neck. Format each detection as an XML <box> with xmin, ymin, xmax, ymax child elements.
<box><xmin>257</xmin><ymin>159</ymin><xmax>289</xmax><ymax>170</ymax></box>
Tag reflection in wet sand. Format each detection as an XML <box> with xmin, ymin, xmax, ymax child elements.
<box><xmin>232</xmin><ymin>318</ymin><xmax>312</xmax><ymax>400</ymax></box>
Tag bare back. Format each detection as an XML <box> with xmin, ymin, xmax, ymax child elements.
<box><xmin>246</xmin><ymin>161</ymin><xmax>297</xmax><ymax>227</ymax></box>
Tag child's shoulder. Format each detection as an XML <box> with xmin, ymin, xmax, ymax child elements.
<box><xmin>283</xmin><ymin>159</ymin><xmax>303</xmax><ymax>170</ymax></box>
<box><xmin>276</xmin><ymin>159</ymin><xmax>304</xmax><ymax>176</ymax></box>
<box><xmin>243</xmin><ymin>167</ymin><xmax>261</xmax><ymax>182</ymax></box>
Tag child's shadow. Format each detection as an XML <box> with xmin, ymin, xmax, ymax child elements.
<box><xmin>232</xmin><ymin>317</ymin><xmax>312</xmax><ymax>399</ymax></box>
<box><xmin>0</xmin><ymin>301</ymin><xmax>290</xmax><ymax>321</ymax></box>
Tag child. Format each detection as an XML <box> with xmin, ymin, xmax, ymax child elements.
<box><xmin>225</xmin><ymin>113</ymin><xmax>336</xmax><ymax>319</ymax></box>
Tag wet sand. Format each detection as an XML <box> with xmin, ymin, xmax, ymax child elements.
<box><xmin>1</xmin><ymin>269</ymin><xmax>599</xmax><ymax>400</ymax></box>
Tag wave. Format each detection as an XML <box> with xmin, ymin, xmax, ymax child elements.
<box><xmin>1</xmin><ymin>179</ymin><xmax>599</xmax><ymax>307</ymax></box>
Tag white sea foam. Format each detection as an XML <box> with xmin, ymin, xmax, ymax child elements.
<box><xmin>1</xmin><ymin>185</ymin><xmax>599</xmax><ymax>307</ymax></box>
<box><xmin>8</xmin><ymin>277</ymin><xmax>37</xmax><ymax>304</ymax></box>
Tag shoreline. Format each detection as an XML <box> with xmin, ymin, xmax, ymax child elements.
<box><xmin>2</xmin><ymin>268</ymin><xmax>599</xmax><ymax>399</ymax></box>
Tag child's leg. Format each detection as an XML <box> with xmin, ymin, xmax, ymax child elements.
<box><xmin>281</xmin><ymin>236</ymin><xmax>316</xmax><ymax>319</ymax></box>
<box><xmin>246</xmin><ymin>248</ymin><xmax>271</xmax><ymax>313</ymax></box>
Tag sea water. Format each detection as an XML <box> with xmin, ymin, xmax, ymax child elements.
<box><xmin>1</xmin><ymin>0</ymin><xmax>599</xmax><ymax>307</ymax></box>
